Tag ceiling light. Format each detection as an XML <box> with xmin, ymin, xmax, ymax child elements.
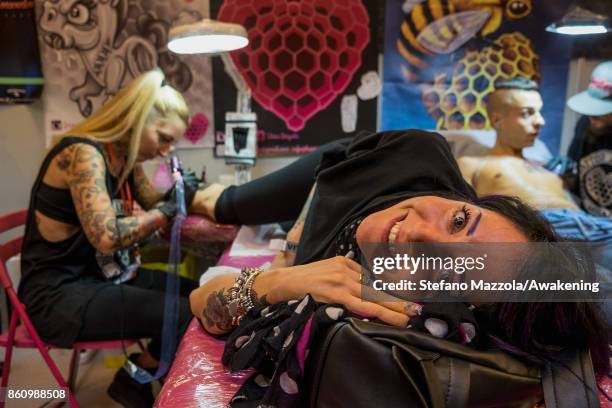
<box><xmin>546</xmin><ymin>6</ymin><xmax>611</xmax><ymax>35</ymax></box>
<box><xmin>168</xmin><ymin>19</ymin><xmax>248</xmax><ymax>54</ymax></box>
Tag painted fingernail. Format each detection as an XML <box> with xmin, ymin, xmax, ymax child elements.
<box><xmin>406</xmin><ymin>303</ymin><xmax>423</xmax><ymax>315</ymax></box>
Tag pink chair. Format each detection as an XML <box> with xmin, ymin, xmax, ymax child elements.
<box><xmin>0</xmin><ymin>209</ymin><xmax>143</xmax><ymax>408</ymax></box>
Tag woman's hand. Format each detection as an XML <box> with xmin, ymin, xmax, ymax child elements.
<box><xmin>263</xmin><ymin>256</ymin><xmax>417</xmax><ymax>327</ymax></box>
<box><xmin>192</xmin><ymin>256</ymin><xmax>418</xmax><ymax>335</ymax></box>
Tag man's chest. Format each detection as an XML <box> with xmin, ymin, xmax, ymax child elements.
<box><xmin>479</xmin><ymin>158</ymin><xmax>561</xmax><ymax>190</ymax></box>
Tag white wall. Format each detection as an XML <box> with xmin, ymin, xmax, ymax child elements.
<box><xmin>0</xmin><ymin>101</ymin><xmax>47</xmax><ymax>215</ymax></box>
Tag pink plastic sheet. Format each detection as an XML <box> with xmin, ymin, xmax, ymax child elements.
<box><xmin>175</xmin><ymin>215</ymin><xmax>239</xmax><ymax>243</ymax></box>
<box><xmin>154</xmin><ymin>319</ymin><xmax>250</xmax><ymax>408</ymax></box>
<box><xmin>600</xmin><ymin>377</ymin><xmax>612</xmax><ymax>407</ymax></box>
<box><xmin>155</xmin><ymin>253</ymin><xmax>275</xmax><ymax>408</ymax></box>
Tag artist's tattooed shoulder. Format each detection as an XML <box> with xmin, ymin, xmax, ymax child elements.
<box><xmin>64</xmin><ymin>143</ymin><xmax>108</xmax><ymax>201</ymax></box>
<box><xmin>59</xmin><ymin>143</ymin><xmax>106</xmax><ymax>184</ymax></box>
<box><xmin>62</xmin><ymin>143</ymin><xmax>114</xmax><ymax>248</ymax></box>
<box><xmin>55</xmin><ymin>144</ymin><xmax>76</xmax><ymax>171</ymax></box>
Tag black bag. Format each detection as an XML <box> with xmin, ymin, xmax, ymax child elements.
<box><xmin>304</xmin><ymin>318</ymin><xmax>600</xmax><ymax>408</ymax></box>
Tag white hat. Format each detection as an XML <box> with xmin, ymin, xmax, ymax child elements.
<box><xmin>567</xmin><ymin>61</ymin><xmax>612</xmax><ymax>116</ymax></box>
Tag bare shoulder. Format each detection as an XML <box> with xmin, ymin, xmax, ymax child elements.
<box><xmin>43</xmin><ymin>142</ymin><xmax>104</xmax><ymax>188</ymax></box>
<box><xmin>59</xmin><ymin>143</ymin><xmax>106</xmax><ymax>186</ymax></box>
<box><xmin>55</xmin><ymin>142</ymin><xmax>104</xmax><ymax>172</ymax></box>
<box><xmin>457</xmin><ymin>155</ymin><xmax>482</xmax><ymax>171</ymax></box>
<box><xmin>457</xmin><ymin>156</ymin><xmax>488</xmax><ymax>186</ymax></box>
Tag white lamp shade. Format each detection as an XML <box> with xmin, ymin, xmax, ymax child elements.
<box><xmin>168</xmin><ymin>19</ymin><xmax>249</xmax><ymax>54</ymax></box>
<box><xmin>546</xmin><ymin>6</ymin><xmax>611</xmax><ymax>35</ymax></box>
<box><xmin>552</xmin><ymin>25</ymin><xmax>608</xmax><ymax>35</ymax></box>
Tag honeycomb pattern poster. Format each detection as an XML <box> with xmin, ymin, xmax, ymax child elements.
<box><xmin>35</xmin><ymin>0</ymin><xmax>215</xmax><ymax>148</ymax></box>
<box><xmin>382</xmin><ymin>0</ymin><xmax>574</xmax><ymax>154</ymax></box>
<box><xmin>212</xmin><ymin>0</ymin><xmax>383</xmax><ymax>156</ymax></box>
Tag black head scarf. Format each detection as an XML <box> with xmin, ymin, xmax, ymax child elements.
<box><xmin>295</xmin><ymin>129</ymin><xmax>477</xmax><ymax>265</ymax></box>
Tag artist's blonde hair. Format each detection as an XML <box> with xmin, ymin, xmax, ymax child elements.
<box><xmin>56</xmin><ymin>69</ymin><xmax>189</xmax><ymax>185</ymax></box>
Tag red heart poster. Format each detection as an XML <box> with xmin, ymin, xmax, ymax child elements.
<box><xmin>213</xmin><ymin>0</ymin><xmax>382</xmax><ymax>157</ymax></box>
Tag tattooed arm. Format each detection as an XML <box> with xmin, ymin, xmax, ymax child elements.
<box><xmin>190</xmin><ymin>272</ymin><xmax>274</xmax><ymax>335</ymax></box>
<box><xmin>190</xmin><ymin>254</ymin><xmax>413</xmax><ymax>335</ymax></box>
<box><xmin>62</xmin><ymin>143</ymin><xmax>168</xmax><ymax>255</ymax></box>
<box><xmin>133</xmin><ymin>164</ymin><xmax>165</xmax><ymax>210</ymax></box>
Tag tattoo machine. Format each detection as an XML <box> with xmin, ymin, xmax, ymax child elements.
<box><xmin>169</xmin><ymin>156</ymin><xmax>186</xmax><ymax>216</ymax></box>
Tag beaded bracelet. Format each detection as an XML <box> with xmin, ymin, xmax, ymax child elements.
<box><xmin>227</xmin><ymin>267</ymin><xmax>264</xmax><ymax>326</ymax></box>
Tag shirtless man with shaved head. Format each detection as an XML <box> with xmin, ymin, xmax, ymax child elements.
<box><xmin>459</xmin><ymin>77</ymin><xmax>577</xmax><ymax>210</ymax></box>
<box><xmin>458</xmin><ymin>77</ymin><xmax>611</xmax><ymax>244</ymax></box>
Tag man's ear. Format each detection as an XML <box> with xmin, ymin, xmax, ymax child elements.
<box><xmin>489</xmin><ymin>112</ymin><xmax>501</xmax><ymax>129</ymax></box>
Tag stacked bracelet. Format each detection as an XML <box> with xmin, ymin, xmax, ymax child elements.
<box><xmin>227</xmin><ymin>267</ymin><xmax>264</xmax><ymax>326</ymax></box>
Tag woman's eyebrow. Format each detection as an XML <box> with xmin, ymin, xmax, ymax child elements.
<box><xmin>467</xmin><ymin>210</ymin><xmax>482</xmax><ymax>237</ymax></box>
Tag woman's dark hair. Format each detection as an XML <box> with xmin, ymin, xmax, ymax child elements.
<box><xmin>473</xmin><ymin>195</ymin><xmax>610</xmax><ymax>377</ymax></box>
<box><xmin>475</xmin><ymin>194</ymin><xmax>556</xmax><ymax>242</ymax></box>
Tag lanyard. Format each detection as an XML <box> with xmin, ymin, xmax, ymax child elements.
<box><xmin>105</xmin><ymin>143</ymin><xmax>140</xmax><ymax>275</ymax></box>
<box><xmin>106</xmin><ymin>144</ymin><xmax>133</xmax><ymax>215</ymax></box>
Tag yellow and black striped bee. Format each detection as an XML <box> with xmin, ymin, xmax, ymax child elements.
<box><xmin>397</xmin><ymin>0</ymin><xmax>532</xmax><ymax>81</ymax></box>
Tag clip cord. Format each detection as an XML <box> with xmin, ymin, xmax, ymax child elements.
<box><xmin>125</xmin><ymin>171</ymin><xmax>186</xmax><ymax>383</ymax></box>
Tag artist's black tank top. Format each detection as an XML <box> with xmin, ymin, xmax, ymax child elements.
<box><xmin>18</xmin><ymin>136</ymin><xmax>128</xmax><ymax>347</ymax></box>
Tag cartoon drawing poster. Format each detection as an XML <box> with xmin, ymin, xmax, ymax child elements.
<box><xmin>35</xmin><ymin>0</ymin><xmax>214</xmax><ymax>148</ymax></box>
<box><xmin>382</xmin><ymin>0</ymin><xmax>574</xmax><ymax>154</ymax></box>
<box><xmin>212</xmin><ymin>0</ymin><xmax>383</xmax><ymax>157</ymax></box>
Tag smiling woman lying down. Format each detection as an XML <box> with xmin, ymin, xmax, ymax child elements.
<box><xmin>189</xmin><ymin>130</ymin><xmax>610</xmax><ymax>407</ymax></box>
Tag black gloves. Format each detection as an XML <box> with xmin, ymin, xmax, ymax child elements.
<box><xmin>181</xmin><ymin>169</ymin><xmax>200</xmax><ymax>207</ymax></box>
<box><xmin>157</xmin><ymin>196</ymin><xmax>178</xmax><ymax>219</ymax></box>
<box><xmin>163</xmin><ymin>169</ymin><xmax>200</xmax><ymax>205</ymax></box>
<box><xmin>158</xmin><ymin>169</ymin><xmax>200</xmax><ymax>219</ymax></box>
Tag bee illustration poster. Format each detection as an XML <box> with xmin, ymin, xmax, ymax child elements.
<box><xmin>212</xmin><ymin>0</ymin><xmax>383</xmax><ymax>157</ymax></box>
<box><xmin>35</xmin><ymin>0</ymin><xmax>214</xmax><ymax>148</ymax></box>
<box><xmin>382</xmin><ymin>0</ymin><xmax>574</xmax><ymax>154</ymax></box>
